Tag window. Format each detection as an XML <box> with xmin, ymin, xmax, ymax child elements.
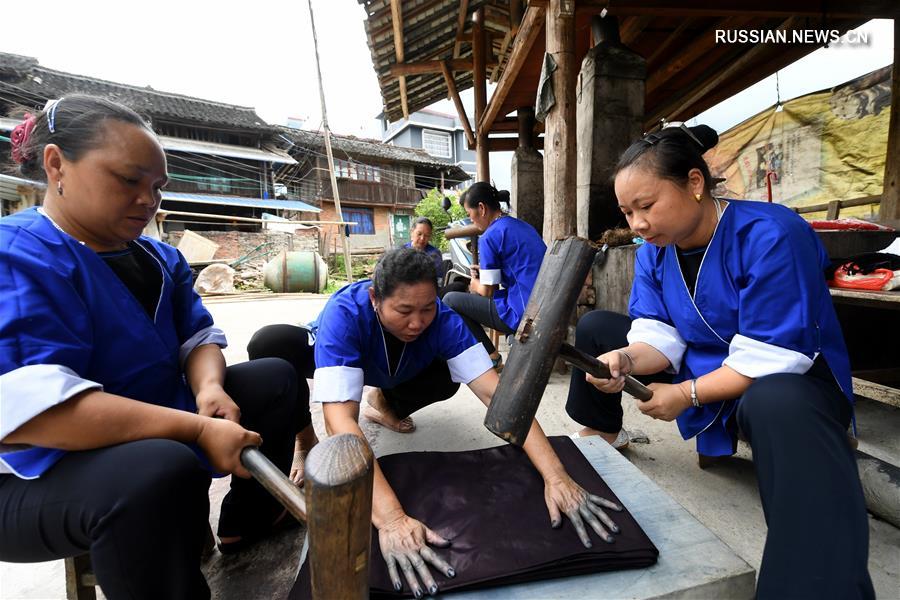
<box><xmin>334</xmin><ymin>159</ymin><xmax>381</xmax><ymax>182</ymax></box>
<box><xmin>422</xmin><ymin>129</ymin><xmax>452</xmax><ymax>158</ymax></box>
<box><xmin>343</xmin><ymin>207</ymin><xmax>375</xmax><ymax>235</ymax></box>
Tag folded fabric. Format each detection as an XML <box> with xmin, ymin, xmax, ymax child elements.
<box><xmin>291</xmin><ymin>436</ymin><xmax>658</xmax><ymax>599</ymax></box>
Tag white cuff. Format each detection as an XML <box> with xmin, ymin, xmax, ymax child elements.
<box><xmin>313</xmin><ymin>366</ymin><xmax>365</xmax><ymax>403</ymax></box>
<box><xmin>627</xmin><ymin>318</ymin><xmax>687</xmax><ymax>373</ymax></box>
<box><xmin>179</xmin><ymin>326</ymin><xmax>228</xmax><ymax>368</ymax></box>
<box><xmin>723</xmin><ymin>334</ymin><xmax>814</xmax><ymax>378</ymax></box>
<box><xmin>0</xmin><ymin>364</ymin><xmax>103</xmax><ymax>440</ymax></box>
<box><xmin>480</xmin><ymin>268</ymin><xmax>502</xmax><ymax>285</ymax></box>
<box><xmin>447</xmin><ymin>343</ymin><xmax>494</xmax><ymax>384</ymax></box>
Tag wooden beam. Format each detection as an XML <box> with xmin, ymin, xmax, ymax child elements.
<box><xmin>441</xmin><ymin>60</ymin><xmax>476</xmax><ymax>148</ymax></box>
<box><xmin>453</xmin><ymin>0</ymin><xmax>470</xmax><ymax>59</ymax></box>
<box><xmin>619</xmin><ymin>15</ymin><xmax>652</xmax><ymax>45</ymax></box>
<box><xmin>468</xmin><ymin>136</ymin><xmax>545</xmax><ymax>152</ymax></box>
<box><xmin>389</xmin><ymin>0</ymin><xmax>409</xmax><ymax>119</ymax></box>
<box><xmin>479</xmin><ymin>4</ymin><xmax>546</xmax><ymax>133</ymax></box>
<box><xmin>880</xmin><ymin>18</ymin><xmax>900</xmax><ymax>226</ymax></box>
<box><xmin>647</xmin><ymin>17</ymin><xmax>801</xmax><ymax>125</ymax></box>
<box><xmin>645</xmin><ymin>19</ymin><xmax>691</xmax><ymax>65</ymax></box>
<box><xmin>527</xmin><ymin>0</ymin><xmax>899</xmax><ymax>19</ymax></box>
<box><xmin>542</xmin><ymin>0</ymin><xmax>577</xmax><ymax>241</ymax></box>
<box><xmin>490</xmin><ymin>30</ymin><xmax>514</xmax><ymax>83</ymax></box>
<box><xmin>474</xmin><ymin>7</ymin><xmax>490</xmax><ymax>181</ymax></box>
<box><xmin>646</xmin><ymin>18</ymin><xmax>735</xmax><ymax>94</ymax></box>
<box><xmin>389</xmin><ymin>57</ymin><xmax>497</xmax><ymax>77</ymax></box>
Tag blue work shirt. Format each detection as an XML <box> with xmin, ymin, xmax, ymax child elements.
<box><xmin>311</xmin><ymin>280</ymin><xmax>492</xmax><ymax>403</ymax></box>
<box><xmin>478</xmin><ymin>216</ymin><xmax>546</xmax><ymax>330</ymax></box>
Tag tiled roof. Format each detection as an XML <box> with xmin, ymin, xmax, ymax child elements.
<box><xmin>0</xmin><ymin>52</ymin><xmax>273</xmax><ymax>132</ymax></box>
<box><xmin>279</xmin><ymin>126</ymin><xmax>470</xmax><ymax>181</ymax></box>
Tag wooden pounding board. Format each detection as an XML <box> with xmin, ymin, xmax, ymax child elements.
<box><xmin>443</xmin><ymin>436</ymin><xmax>756</xmax><ymax>599</ymax></box>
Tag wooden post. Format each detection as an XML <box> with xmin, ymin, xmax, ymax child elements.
<box><xmin>484</xmin><ymin>237</ymin><xmax>596</xmax><ymax>445</ymax></box>
<box><xmin>518</xmin><ymin>106</ymin><xmax>535</xmax><ymax>149</ymax></box>
<box><xmin>879</xmin><ymin>18</ymin><xmax>900</xmax><ymax>227</ymax></box>
<box><xmin>542</xmin><ymin>0</ymin><xmax>577</xmax><ymax>241</ymax></box>
<box><xmin>305</xmin><ymin>434</ymin><xmax>374</xmax><ymax>600</ymax></box>
<box><xmin>473</xmin><ymin>7</ymin><xmax>490</xmax><ymax>182</ymax></box>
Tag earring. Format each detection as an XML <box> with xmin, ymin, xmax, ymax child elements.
<box><xmin>694</xmin><ymin>193</ymin><xmax>702</xmax><ymax>203</ymax></box>
<box><xmin>57</xmin><ymin>181</ymin><xmax>63</xmax><ymax>196</ymax></box>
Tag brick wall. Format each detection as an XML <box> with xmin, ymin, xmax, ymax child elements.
<box><xmin>166</xmin><ymin>228</ymin><xmax>320</xmax><ymax>261</ymax></box>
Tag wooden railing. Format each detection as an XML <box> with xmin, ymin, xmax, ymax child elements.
<box><xmin>319</xmin><ymin>179</ymin><xmax>424</xmax><ymax>207</ymax></box>
<box><xmin>794</xmin><ymin>195</ymin><xmax>881</xmax><ymax>219</ymax></box>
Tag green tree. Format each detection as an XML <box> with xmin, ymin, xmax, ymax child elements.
<box><xmin>414</xmin><ymin>188</ymin><xmax>467</xmax><ymax>251</ymax></box>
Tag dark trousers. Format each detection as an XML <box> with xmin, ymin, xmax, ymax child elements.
<box><xmin>442</xmin><ymin>291</ymin><xmax>515</xmax><ymax>355</ymax></box>
<box><xmin>248</xmin><ymin>324</ymin><xmax>316</xmax><ymax>430</ymax></box>
<box><xmin>0</xmin><ymin>357</ymin><xmax>298</xmax><ymax>600</ymax></box>
<box><xmin>249</xmin><ymin>324</ymin><xmax>460</xmax><ymax>421</ymax></box>
<box><xmin>566</xmin><ymin>311</ymin><xmax>874</xmax><ymax>598</ymax></box>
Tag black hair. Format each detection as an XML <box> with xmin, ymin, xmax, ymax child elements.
<box><xmin>412</xmin><ymin>216</ymin><xmax>433</xmax><ymax>230</ymax></box>
<box><xmin>9</xmin><ymin>94</ymin><xmax>151</xmax><ymax>182</ymax></box>
<box><xmin>614</xmin><ymin>124</ymin><xmax>719</xmax><ymax>193</ymax></box>
<box><xmin>371</xmin><ymin>247</ymin><xmax>437</xmax><ymax>299</ymax></box>
<box><xmin>460</xmin><ymin>181</ymin><xmax>510</xmax><ymax>212</ymax></box>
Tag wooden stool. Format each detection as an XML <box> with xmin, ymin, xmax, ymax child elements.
<box><xmin>65</xmin><ymin>554</ymin><xmax>97</xmax><ymax>600</ymax></box>
<box><xmin>64</xmin><ymin>523</ymin><xmax>215</xmax><ymax>600</ymax></box>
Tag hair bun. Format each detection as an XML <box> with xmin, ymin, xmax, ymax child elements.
<box><xmin>689</xmin><ymin>125</ymin><xmax>718</xmax><ymax>152</ymax></box>
<box><xmin>496</xmin><ymin>190</ymin><xmax>510</xmax><ymax>204</ymax></box>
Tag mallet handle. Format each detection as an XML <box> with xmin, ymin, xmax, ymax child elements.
<box><xmin>240</xmin><ymin>446</ymin><xmax>307</xmax><ymax>521</ymax></box>
<box><xmin>559</xmin><ymin>343</ymin><xmax>653</xmax><ymax>401</ymax></box>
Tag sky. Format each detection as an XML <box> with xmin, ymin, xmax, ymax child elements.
<box><xmin>1</xmin><ymin>2</ymin><xmax>894</xmax><ymax>191</ymax></box>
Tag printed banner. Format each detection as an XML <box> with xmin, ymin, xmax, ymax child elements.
<box><xmin>705</xmin><ymin>65</ymin><xmax>892</xmax><ymax>218</ymax></box>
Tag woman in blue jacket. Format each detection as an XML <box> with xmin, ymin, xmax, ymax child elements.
<box><xmin>443</xmin><ymin>182</ymin><xmax>546</xmax><ymax>368</ymax></box>
<box><xmin>0</xmin><ymin>96</ymin><xmax>299</xmax><ymax>599</ymax></box>
<box><xmin>568</xmin><ymin>124</ymin><xmax>873</xmax><ymax>599</ymax></box>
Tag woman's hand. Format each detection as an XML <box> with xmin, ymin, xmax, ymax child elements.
<box><xmin>195</xmin><ymin>385</ymin><xmax>241</xmax><ymax>423</ymax></box>
<box><xmin>378</xmin><ymin>513</ymin><xmax>455</xmax><ymax>598</ymax></box>
<box><xmin>543</xmin><ymin>476</ymin><xmax>623</xmax><ymax>547</ymax></box>
<box><xmin>637</xmin><ymin>382</ymin><xmax>692</xmax><ymax>422</ymax></box>
<box><xmin>585</xmin><ymin>349</ymin><xmax>633</xmax><ymax>394</ymax></box>
<box><xmin>195</xmin><ymin>417</ymin><xmax>261</xmax><ymax>478</ymax></box>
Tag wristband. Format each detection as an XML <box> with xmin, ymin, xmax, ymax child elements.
<box><xmin>690</xmin><ymin>379</ymin><xmax>700</xmax><ymax>408</ymax></box>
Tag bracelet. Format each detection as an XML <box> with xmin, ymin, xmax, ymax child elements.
<box><xmin>616</xmin><ymin>349</ymin><xmax>635</xmax><ymax>370</ymax></box>
<box><xmin>690</xmin><ymin>379</ymin><xmax>700</xmax><ymax>408</ymax></box>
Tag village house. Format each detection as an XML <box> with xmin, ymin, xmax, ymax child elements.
<box><xmin>0</xmin><ymin>52</ymin><xmax>320</xmax><ymax>228</ymax></box>
<box><xmin>379</xmin><ymin>108</ymin><xmax>477</xmax><ymax>183</ymax></box>
<box><xmin>276</xmin><ymin>126</ymin><xmax>468</xmax><ymax>252</ymax></box>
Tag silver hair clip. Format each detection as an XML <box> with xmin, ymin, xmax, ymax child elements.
<box><xmin>662</xmin><ymin>121</ymin><xmax>703</xmax><ymax>149</ymax></box>
<box><xmin>44</xmin><ymin>99</ymin><xmax>61</xmax><ymax>134</ymax></box>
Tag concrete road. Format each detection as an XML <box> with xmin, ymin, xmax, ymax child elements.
<box><xmin>3</xmin><ymin>293</ymin><xmax>898</xmax><ymax>599</ymax></box>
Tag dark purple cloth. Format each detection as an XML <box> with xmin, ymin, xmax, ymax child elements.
<box><xmin>291</xmin><ymin>436</ymin><xmax>658</xmax><ymax>598</ymax></box>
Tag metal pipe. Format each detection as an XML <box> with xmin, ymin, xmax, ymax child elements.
<box><xmin>240</xmin><ymin>446</ymin><xmax>307</xmax><ymax>521</ymax></box>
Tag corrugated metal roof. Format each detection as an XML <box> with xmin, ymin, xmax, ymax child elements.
<box><xmin>161</xmin><ymin>191</ymin><xmax>320</xmax><ymax>213</ymax></box>
<box><xmin>158</xmin><ymin>136</ymin><xmax>297</xmax><ymax>164</ymax></box>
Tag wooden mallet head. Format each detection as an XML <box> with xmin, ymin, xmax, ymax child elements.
<box><xmin>484</xmin><ymin>237</ymin><xmax>652</xmax><ymax>446</ymax></box>
<box><xmin>304</xmin><ymin>434</ymin><xmax>374</xmax><ymax>600</ymax></box>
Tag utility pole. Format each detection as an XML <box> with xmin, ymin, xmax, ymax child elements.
<box><xmin>308</xmin><ymin>0</ymin><xmax>353</xmax><ymax>283</ymax></box>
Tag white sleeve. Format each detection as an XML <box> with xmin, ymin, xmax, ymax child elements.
<box><xmin>312</xmin><ymin>366</ymin><xmax>365</xmax><ymax>403</ymax></box>
<box><xmin>179</xmin><ymin>325</ymin><xmax>228</xmax><ymax>368</ymax></box>
<box><xmin>723</xmin><ymin>334</ymin><xmax>814</xmax><ymax>378</ymax></box>
<box><xmin>447</xmin><ymin>343</ymin><xmax>494</xmax><ymax>384</ymax></box>
<box><xmin>626</xmin><ymin>317</ymin><xmax>688</xmax><ymax>373</ymax></box>
<box><xmin>0</xmin><ymin>364</ymin><xmax>103</xmax><ymax>442</ymax></box>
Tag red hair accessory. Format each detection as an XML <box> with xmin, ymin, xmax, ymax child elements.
<box><xmin>10</xmin><ymin>113</ymin><xmax>37</xmax><ymax>164</ymax></box>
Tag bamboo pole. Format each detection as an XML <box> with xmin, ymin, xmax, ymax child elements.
<box><xmin>308</xmin><ymin>0</ymin><xmax>354</xmax><ymax>283</ymax></box>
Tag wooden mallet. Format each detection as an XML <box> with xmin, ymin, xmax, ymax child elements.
<box><xmin>483</xmin><ymin>236</ymin><xmax>652</xmax><ymax>446</ymax></box>
<box><xmin>240</xmin><ymin>433</ymin><xmax>374</xmax><ymax>600</ymax></box>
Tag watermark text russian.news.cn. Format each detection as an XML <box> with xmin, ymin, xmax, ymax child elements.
<box><xmin>715</xmin><ymin>29</ymin><xmax>871</xmax><ymax>46</ymax></box>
